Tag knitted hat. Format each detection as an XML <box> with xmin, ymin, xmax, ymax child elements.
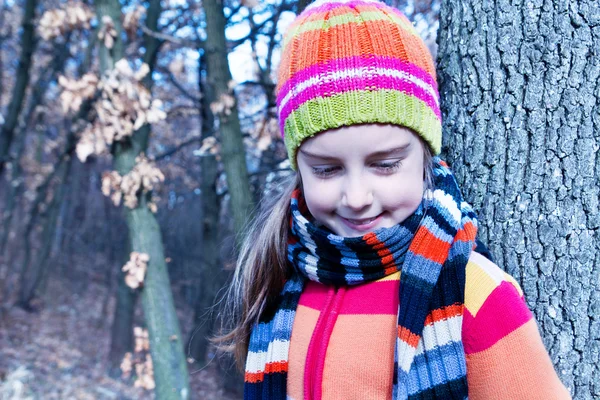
<box><xmin>277</xmin><ymin>0</ymin><xmax>441</xmax><ymax>169</ymax></box>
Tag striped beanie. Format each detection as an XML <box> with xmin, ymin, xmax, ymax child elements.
<box><xmin>277</xmin><ymin>0</ymin><xmax>441</xmax><ymax>169</ymax></box>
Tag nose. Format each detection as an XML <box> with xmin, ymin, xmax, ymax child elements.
<box><xmin>341</xmin><ymin>174</ymin><xmax>373</xmax><ymax>211</ymax></box>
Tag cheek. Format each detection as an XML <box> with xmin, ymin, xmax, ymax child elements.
<box><xmin>304</xmin><ymin>183</ymin><xmax>338</xmax><ymax>214</ymax></box>
<box><xmin>379</xmin><ymin>171</ymin><xmax>424</xmax><ymax>209</ymax></box>
<box><xmin>301</xmin><ymin>176</ymin><xmax>339</xmax><ymax>215</ymax></box>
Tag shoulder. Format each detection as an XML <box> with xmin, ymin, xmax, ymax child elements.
<box><xmin>463</xmin><ymin>251</ymin><xmax>533</xmax><ymax>354</ymax></box>
<box><xmin>465</xmin><ymin>251</ymin><xmax>524</xmax><ymax>314</ymax></box>
<box><xmin>462</xmin><ymin>253</ymin><xmax>572</xmax><ymax>399</ymax></box>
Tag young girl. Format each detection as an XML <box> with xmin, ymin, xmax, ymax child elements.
<box><xmin>220</xmin><ymin>0</ymin><xmax>571</xmax><ymax>399</ymax></box>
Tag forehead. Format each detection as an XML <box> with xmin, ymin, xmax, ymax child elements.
<box><xmin>299</xmin><ymin>124</ymin><xmax>418</xmax><ymax>157</ymax></box>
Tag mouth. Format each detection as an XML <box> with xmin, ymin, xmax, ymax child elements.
<box><xmin>339</xmin><ymin>213</ymin><xmax>383</xmax><ymax>231</ymax></box>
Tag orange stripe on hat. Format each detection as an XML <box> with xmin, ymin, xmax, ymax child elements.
<box><xmin>279</xmin><ymin>20</ymin><xmax>433</xmax><ymax>85</ymax></box>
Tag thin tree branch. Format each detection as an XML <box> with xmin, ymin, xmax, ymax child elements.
<box><xmin>140</xmin><ymin>25</ymin><xmax>201</xmax><ymax>48</ymax></box>
<box><xmin>166</xmin><ymin>104</ymin><xmax>201</xmax><ymax>117</ymax></box>
<box><xmin>152</xmin><ymin>136</ymin><xmax>203</xmax><ymax>161</ymax></box>
<box><xmin>163</xmin><ymin>69</ymin><xmax>203</xmax><ymax>103</ymax></box>
<box><xmin>224</xmin><ymin>3</ymin><xmax>244</xmax><ymax>23</ymax></box>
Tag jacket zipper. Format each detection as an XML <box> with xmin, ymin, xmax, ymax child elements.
<box><xmin>304</xmin><ymin>285</ymin><xmax>347</xmax><ymax>400</ymax></box>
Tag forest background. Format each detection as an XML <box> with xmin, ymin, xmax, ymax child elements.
<box><xmin>0</xmin><ymin>0</ymin><xmax>598</xmax><ymax>399</ymax></box>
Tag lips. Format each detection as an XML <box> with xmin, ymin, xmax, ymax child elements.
<box><xmin>345</xmin><ymin>216</ymin><xmax>379</xmax><ymax>225</ymax></box>
<box><xmin>339</xmin><ymin>213</ymin><xmax>383</xmax><ymax>232</ymax></box>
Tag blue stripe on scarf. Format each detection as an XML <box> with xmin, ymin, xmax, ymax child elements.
<box><xmin>408</xmin><ymin>342</ymin><xmax>467</xmax><ymax>394</ymax></box>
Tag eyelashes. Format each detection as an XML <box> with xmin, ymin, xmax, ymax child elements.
<box><xmin>373</xmin><ymin>160</ymin><xmax>402</xmax><ymax>173</ymax></box>
<box><xmin>311</xmin><ymin>160</ymin><xmax>403</xmax><ymax>178</ymax></box>
<box><xmin>311</xmin><ymin>165</ymin><xmax>340</xmax><ymax>178</ymax></box>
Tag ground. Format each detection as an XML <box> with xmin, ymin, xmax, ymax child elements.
<box><xmin>0</xmin><ymin>276</ymin><xmax>239</xmax><ymax>400</ymax></box>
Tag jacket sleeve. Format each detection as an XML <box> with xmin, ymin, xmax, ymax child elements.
<box><xmin>463</xmin><ymin>252</ymin><xmax>571</xmax><ymax>400</ymax></box>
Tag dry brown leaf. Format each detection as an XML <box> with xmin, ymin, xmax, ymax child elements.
<box><xmin>135</xmin><ymin>64</ymin><xmax>150</xmax><ymax>81</ymax></box>
<box><xmin>59</xmin><ymin>73</ymin><xmax>99</xmax><ymax>114</ymax></box>
<box><xmin>196</xmin><ymin>136</ymin><xmax>219</xmax><ymax>156</ymax></box>
<box><xmin>120</xmin><ymin>352</ymin><xmax>133</xmax><ymax>378</ymax></box>
<box><xmin>123</xmin><ymin>5</ymin><xmax>145</xmax><ymax>39</ymax></box>
<box><xmin>122</xmin><ymin>252</ymin><xmax>149</xmax><ymax>289</ymax></box>
<box><xmin>74</xmin><ymin>61</ymin><xmax>166</xmax><ymax>162</ymax></box>
<box><xmin>98</xmin><ymin>16</ymin><xmax>117</xmax><ymax>49</ymax></box>
<box><xmin>133</xmin><ymin>354</ymin><xmax>155</xmax><ymax>390</ymax></box>
<box><xmin>75</xmin><ymin>128</ymin><xmax>96</xmax><ymax>163</ymax></box>
<box><xmin>133</xmin><ymin>327</ymin><xmax>150</xmax><ymax>353</ymax></box>
<box><xmin>76</xmin><ymin>123</ymin><xmax>110</xmax><ymax>162</ymax></box>
<box><xmin>38</xmin><ymin>4</ymin><xmax>94</xmax><ymax>41</ymax></box>
<box><xmin>101</xmin><ymin>171</ymin><xmax>123</xmax><ymax>206</ymax></box>
<box><xmin>147</xmin><ymin>201</ymin><xmax>158</xmax><ymax>213</ymax></box>
<box><xmin>210</xmin><ymin>93</ymin><xmax>236</xmax><ymax>116</ymax></box>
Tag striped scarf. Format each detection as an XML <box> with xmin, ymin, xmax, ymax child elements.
<box><xmin>245</xmin><ymin>158</ymin><xmax>477</xmax><ymax>399</ymax></box>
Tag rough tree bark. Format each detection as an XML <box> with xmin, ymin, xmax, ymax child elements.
<box><xmin>0</xmin><ymin>0</ymin><xmax>37</xmax><ymax>175</ymax></box>
<box><xmin>203</xmin><ymin>0</ymin><xmax>254</xmax><ymax>236</ymax></box>
<box><xmin>94</xmin><ymin>0</ymin><xmax>190</xmax><ymax>397</ymax></box>
<box><xmin>437</xmin><ymin>0</ymin><xmax>599</xmax><ymax>398</ymax></box>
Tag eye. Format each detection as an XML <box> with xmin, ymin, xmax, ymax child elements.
<box><xmin>311</xmin><ymin>165</ymin><xmax>341</xmax><ymax>178</ymax></box>
<box><xmin>372</xmin><ymin>160</ymin><xmax>402</xmax><ymax>174</ymax></box>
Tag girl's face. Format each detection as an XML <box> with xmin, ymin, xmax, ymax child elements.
<box><xmin>296</xmin><ymin>124</ymin><xmax>426</xmax><ymax>237</ymax></box>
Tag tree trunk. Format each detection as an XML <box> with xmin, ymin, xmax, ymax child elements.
<box><xmin>94</xmin><ymin>0</ymin><xmax>190</xmax><ymax>397</ymax></box>
<box><xmin>12</xmin><ymin>96</ymin><xmax>82</xmax><ymax>305</ymax></box>
<box><xmin>203</xmin><ymin>0</ymin><xmax>254</xmax><ymax>237</ymax></box>
<box><xmin>0</xmin><ymin>0</ymin><xmax>37</xmax><ymax>175</ymax></box>
<box><xmin>0</xmin><ymin>0</ymin><xmax>7</xmax><ymax>108</ymax></box>
<box><xmin>18</xmin><ymin>157</ymin><xmax>71</xmax><ymax>309</ymax></box>
<box><xmin>437</xmin><ymin>0</ymin><xmax>599</xmax><ymax>397</ymax></box>
<box><xmin>188</xmin><ymin>152</ymin><xmax>221</xmax><ymax>364</ymax></box>
<box><xmin>100</xmin><ymin>0</ymin><xmax>138</xmax><ymax>376</ymax></box>
<box><xmin>186</xmin><ymin>48</ymin><xmax>220</xmax><ymax>364</ymax></box>
<box><xmin>108</xmin><ymin>245</ymin><xmax>137</xmax><ymax>378</ymax></box>
<box><xmin>1</xmin><ymin>39</ymin><xmax>71</xmax><ymax>254</ymax></box>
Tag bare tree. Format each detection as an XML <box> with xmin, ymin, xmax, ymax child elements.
<box><xmin>94</xmin><ymin>0</ymin><xmax>191</xmax><ymax>397</ymax></box>
<box><xmin>0</xmin><ymin>0</ymin><xmax>37</xmax><ymax>175</ymax></box>
<box><xmin>203</xmin><ymin>0</ymin><xmax>254</xmax><ymax>236</ymax></box>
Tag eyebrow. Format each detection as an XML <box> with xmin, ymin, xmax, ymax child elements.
<box><xmin>299</xmin><ymin>144</ymin><xmax>411</xmax><ymax>160</ymax></box>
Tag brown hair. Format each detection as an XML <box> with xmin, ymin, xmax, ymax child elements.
<box><xmin>214</xmin><ymin>174</ymin><xmax>300</xmax><ymax>368</ymax></box>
